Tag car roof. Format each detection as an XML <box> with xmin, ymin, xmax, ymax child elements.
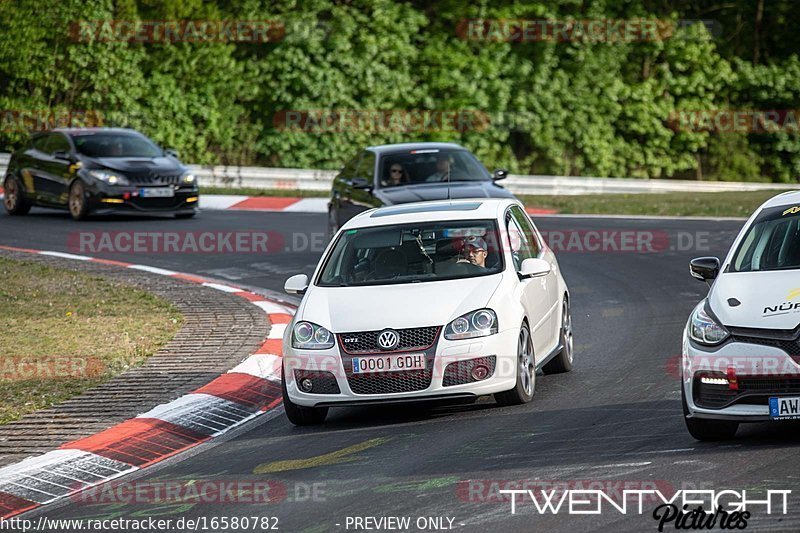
<box><xmin>760</xmin><ymin>190</ymin><xmax>800</xmax><ymax>210</ymax></box>
<box><xmin>49</xmin><ymin>127</ymin><xmax>142</xmax><ymax>135</ymax></box>
<box><xmin>366</xmin><ymin>142</ymin><xmax>466</xmax><ymax>155</ymax></box>
<box><xmin>342</xmin><ymin>198</ymin><xmax>521</xmax><ymax>229</ymax></box>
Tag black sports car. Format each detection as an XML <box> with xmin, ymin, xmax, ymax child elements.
<box><xmin>328</xmin><ymin>142</ymin><xmax>515</xmax><ymax>235</ymax></box>
<box><xmin>3</xmin><ymin>128</ymin><xmax>199</xmax><ymax>220</ymax></box>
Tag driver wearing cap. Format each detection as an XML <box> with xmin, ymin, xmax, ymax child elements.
<box><xmin>458</xmin><ymin>236</ymin><xmax>488</xmax><ymax>268</ymax></box>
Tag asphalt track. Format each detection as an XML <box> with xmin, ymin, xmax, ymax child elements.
<box><xmin>3</xmin><ymin>207</ymin><xmax>800</xmax><ymax>532</ymax></box>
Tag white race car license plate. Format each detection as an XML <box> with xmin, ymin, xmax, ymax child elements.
<box><xmin>769</xmin><ymin>396</ymin><xmax>800</xmax><ymax>420</ymax></box>
<box><xmin>352</xmin><ymin>353</ymin><xmax>425</xmax><ymax>374</ymax></box>
<box><xmin>140</xmin><ymin>187</ymin><xmax>174</xmax><ymax>198</ymax></box>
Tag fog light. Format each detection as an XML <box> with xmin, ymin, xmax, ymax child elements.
<box><xmin>471</xmin><ymin>365</ymin><xmax>490</xmax><ymax>381</ymax></box>
<box><xmin>300</xmin><ymin>378</ymin><xmax>314</xmax><ymax>392</ymax></box>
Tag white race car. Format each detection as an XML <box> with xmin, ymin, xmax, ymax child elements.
<box><xmin>281</xmin><ymin>199</ymin><xmax>572</xmax><ymax>425</ymax></box>
<box><xmin>683</xmin><ymin>191</ymin><xmax>800</xmax><ymax>440</ymax></box>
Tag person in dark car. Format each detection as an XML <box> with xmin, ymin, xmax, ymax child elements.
<box><xmin>383</xmin><ymin>163</ymin><xmax>410</xmax><ymax>186</ymax></box>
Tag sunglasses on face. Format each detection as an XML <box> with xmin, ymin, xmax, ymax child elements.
<box><xmin>391</xmin><ymin>169</ymin><xmax>403</xmax><ymax>173</ymax></box>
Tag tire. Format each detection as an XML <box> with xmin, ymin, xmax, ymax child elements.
<box><xmin>68</xmin><ymin>180</ymin><xmax>89</xmax><ymax>220</ymax></box>
<box><xmin>282</xmin><ymin>372</ymin><xmax>328</xmax><ymax>426</ymax></box>
<box><xmin>495</xmin><ymin>322</ymin><xmax>535</xmax><ymax>406</ymax></box>
<box><xmin>175</xmin><ymin>212</ymin><xmax>196</xmax><ymax>219</ymax></box>
<box><xmin>3</xmin><ymin>176</ymin><xmax>31</xmax><ymax>215</ymax></box>
<box><xmin>543</xmin><ymin>296</ymin><xmax>574</xmax><ymax>374</ymax></box>
<box><xmin>682</xmin><ymin>382</ymin><xmax>738</xmax><ymax>441</ymax></box>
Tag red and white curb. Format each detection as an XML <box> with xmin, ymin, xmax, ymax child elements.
<box><xmin>0</xmin><ymin>245</ymin><xmax>295</xmax><ymax>519</ymax></box>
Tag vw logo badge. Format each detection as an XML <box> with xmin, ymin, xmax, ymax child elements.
<box><xmin>377</xmin><ymin>329</ymin><xmax>400</xmax><ymax>350</ymax></box>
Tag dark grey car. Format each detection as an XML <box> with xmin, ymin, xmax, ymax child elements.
<box><xmin>328</xmin><ymin>142</ymin><xmax>515</xmax><ymax>235</ymax></box>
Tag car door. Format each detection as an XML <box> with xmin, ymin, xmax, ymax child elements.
<box><xmin>506</xmin><ymin>207</ymin><xmax>555</xmax><ymax>364</ymax></box>
<box><xmin>40</xmin><ymin>132</ymin><xmax>74</xmax><ymax>205</ymax></box>
<box><xmin>351</xmin><ymin>150</ymin><xmax>380</xmax><ymax>210</ymax></box>
<box><xmin>27</xmin><ymin>134</ymin><xmax>53</xmax><ymax>202</ymax></box>
<box><xmin>511</xmin><ymin>205</ymin><xmax>561</xmax><ymax>347</ymax></box>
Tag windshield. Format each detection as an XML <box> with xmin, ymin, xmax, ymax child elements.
<box><xmin>378</xmin><ymin>149</ymin><xmax>491</xmax><ymax>188</ymax></box>
<box><xmin>71</xmin><ymin>132</ymin><xmax>163</xmax><ymax>158</ymax></box>
<box><xmin>317</xmin><ymin>220</ymin><xmax>504</xmax><ymax>287</ymax></box>
<box><xmin>731</xmin><ymin>204</ymin><xmax>800</xmax><ymax>272</ymax></box>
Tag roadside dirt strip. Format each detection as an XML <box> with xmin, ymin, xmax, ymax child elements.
<box><xmin>0</xmin><ymin>245</ymin><xmax>297</xmax><ymax>519</ymax></box>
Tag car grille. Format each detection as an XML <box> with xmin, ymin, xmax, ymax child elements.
<box><xmin>693</xmin><ymin>373</ymin><xmax>800</xmax><ymax>409</ymax></box>
<box><xmin>126</xmin><ymin>172</ymin><xmax>184</xmax><ymax>186</ymax></box>
<box><xmin>443</xmin><ymin>356</ymin><xmax>496</xmax><ymax>386</ymax></box>
<box><xmin>729</xmin><ymin>324</ymin><xmax>800</xmax><ymax>361</ymax></box>
<box><xmin>294</xmin><ymin>370</ymin><xmax>340</xmax><ymax>395</ymax></box>
<box><xmin>339</xmin><ymin>326</ymin><xmax>440</xmax><ymax>395</ymax></box>
<box><xmin>347</xmin><ymin>370</ymin><xmax>432</xmax><ymax>395</ymax></box>
<box><xmin>338</xmin><ymin>326</ymin><xmax>440</xmax><ymax>354</ymax></box>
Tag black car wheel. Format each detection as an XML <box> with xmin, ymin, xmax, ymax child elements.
<box><xmin>3</xmin><ymin>176</ymin><xmax>31</xmax><ymax>215</ymax></box>
<box><xmin>69</xmin><ymin>180</ymin><xmax>89</xmax><ymax>220</ymax></box>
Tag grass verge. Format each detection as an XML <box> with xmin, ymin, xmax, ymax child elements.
<box><xmin>200</xmin><ymin>186</ymin><xmax>795</xmax><ymax>217</ymax></box>
<box><xmin>0</xmin><ymin>257</ymin><xmax>182</xmax><ymax>424</ymax></box>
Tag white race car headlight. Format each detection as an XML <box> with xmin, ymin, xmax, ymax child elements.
<box><xmin>89</xmin><ymin>170</ymin><xmax>129</xmax><ymax>186</ymax></box>
<box><xmin>444</xmin><ymin>309</ymin><xmax>498</xmax><ymax>340</ymax></box>
<box><xmin>292</xmin><ymin>321</ymin><xmax>334</xmax><ymax>350</ymax></box>
<box><xmin>689</xmin><ymin>302</ymin><xmax>729</xmax><ymax>346</ymax></box>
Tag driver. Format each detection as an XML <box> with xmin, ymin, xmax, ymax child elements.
<box><xmin>426</xmin><ymin>153</ymin><xmax>453</xmax><ymax>182</ymax></box>
<box><xmin>458</xmin><ymin>236</ymin><xmax>488</xmax><ymax>268</ymax></box>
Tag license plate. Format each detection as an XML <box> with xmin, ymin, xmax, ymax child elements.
<box><xmin>352</xmin><ymin>353</ymin><xmax>425</xmax><ymax>374</ymax></box>
<box><xmin>769</xmin><ymin>396</ymin><xmax>800</xmax><ymax>420</ymax></box>
<box><xmin>140</xmin><ymin>187</ymin><xmax>174</xmax><ymax>198</ymax></box>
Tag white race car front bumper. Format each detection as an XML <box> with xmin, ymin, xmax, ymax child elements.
<box><xmin>284</xmin><ymin>328</ymin><xmax>520</xmax><ymax>407</ymax></box>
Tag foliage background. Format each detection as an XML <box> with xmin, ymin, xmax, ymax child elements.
<box><xmin>0</xmin><ymin>0</ymin><xmax>797</xmax><ymax>182</ymax></box>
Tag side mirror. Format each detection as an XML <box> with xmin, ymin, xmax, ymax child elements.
<box><xmin>493</xmin><ymin>169</ymin><xmax>508</xmax><ymax>181</ymax></box>
<box><xmin>690</xmin><ymin>257</ymin><xmax>720</xmax><ymax>283</ymax></box>
<box><xmin>53</xmin><ymin>151</ymin><xmax>75</xmax><ymax>162</ymax></box>
<box><xmin>351</xmin><ymin>177</ymin><xmax>372</xmax><ymax>190</ymax></box>
<box><xmin>519</xmin><ymin>257</ymin><xmax>551</xmax><ymax>279</ymax></box>
<box><xmin>284</xmin><ymin>274</ymin><xmax>309</xmax><ymax>295</ymax></box>
<box><xmin>164</xmin><ymin>148</ymin><xmax>179</xmax><ymax>158</ymax></box>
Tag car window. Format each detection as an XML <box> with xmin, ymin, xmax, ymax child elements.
<box><xmin>506</xmin><ymin>206</ymin><xmax>540</xmax><ymax>270</ymax></box>
<box><xmin>357</xmin><ymin>151</ymin><xmax>375</xmax><ymax>181</ymax></box>
<box><xmin>378</xmin><ymin>148</ymin><xmax>491</xmax><ymax>187</ymax></box>
<box><xmin>48</xmin><ymin>133</ymin><xmax>71</xmax><ymax>154</ymax></box>
<box><xmin>32</xmin><ymin>134</ymin><xmax>52</xmax><ymax>153</ymax></box>
<box><xmin>339</xmin><ymin>152</ymin><xmax>361</xmax><ymax>180</ymax></box>
<box><xmin>71</xmin><ymin>132</ymin><xmax>162</xmax><ymax>158</ymax></box>
<box><xmin>317</xmin><ymin>220</ymin><xmax>503</xmax><ymax>287</ymax></box>
<box><xmin>732</xmin><ymin>204</ymin><xmax>800</xmax><ymax>272</ymax></box>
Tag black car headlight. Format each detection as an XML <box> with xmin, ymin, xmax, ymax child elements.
<box><xmin>689</xmin><ymin>302</ymin><xmax>729</xmax><ymax>346</ymax></box>
<box><xmin>181</xmin><ymin>171</ymin><xmax>196</xmax><ymax>185</ymax></box>
<box><xmin>444</xmin><ymin>309</ymin><xmax>498</xmax><ymax>340</ymax></box>
<box><xmin>89</xmin><ymin>170</ymin><xmax>130</xmax><ymax>186</ymax></box>
<box><xmin>292</xmin><ymin>321</ymin><xmax>335</xmax><ymax>350</ymax></box>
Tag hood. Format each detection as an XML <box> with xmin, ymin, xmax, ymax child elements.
<box><xmin>710</xmin><ymin>270</ymin><xmax>800</xmax><ymax>329</ymax></box>
<box><xmin>86</xmin><ymin>156</ymin><xmax>185</xmax><ymax>174</ymax></box>
<box><xmin>299</xmin><ymin>274</ymin><xmax>503</xmax><ymax>332</ymax></box>
<box><xmin>377</xmin><ymin>182</ymin><xmax>514</xmax><ymax>205</ymax></box>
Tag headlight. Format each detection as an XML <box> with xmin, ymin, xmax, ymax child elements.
<box><xmin>181</xmin><ymin>172</ymin><xmax>196</xmax><ymax>184</ymax></box>
<box><xmin>89</xmin><ymin>170</ymin><xmax>129</xmax><ymax>186</ymax></box>
<box><xmin>689</xmin><ymin>302</ymin><xmax>729</xmax><ymax>345</ymax></box>
<box><xmin>445</xmin><ymin>309</ymin><xmax>498</xmax><ymax>340</ymax></box>
<box><xmin>292</xmin><ymin>321</ymin><xmax>334</xmax><ymax>350</ymax></box>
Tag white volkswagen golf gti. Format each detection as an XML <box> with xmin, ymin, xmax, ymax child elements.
<box><xmin>683</xmin><ymin>191</ymin><xmax>800</xmax><ymax>440</ymax></box>
<box><xmin>280</xmin><ymin>199</ymin><xmax>573</xmax><ymax>425</ymax></box>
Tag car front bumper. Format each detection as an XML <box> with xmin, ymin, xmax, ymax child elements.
<box><xmin>681</xmin><ymin>329</ymin><xmax>800</xmax><ymax>422</ymax></box>
<box><xmin>284</xmin><ymin>328</ymin><xmax>520</xmax><ymax>407</ymax></box>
